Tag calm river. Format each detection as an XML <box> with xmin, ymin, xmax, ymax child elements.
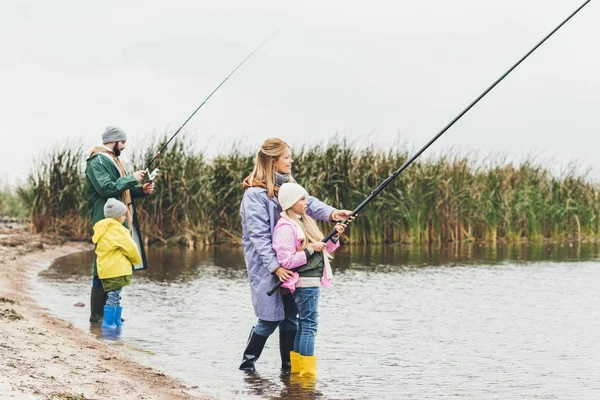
<box><xmin>34</xmin><ymin>243</ymin><xmax>600</xmax><ymax>399</ymax></box>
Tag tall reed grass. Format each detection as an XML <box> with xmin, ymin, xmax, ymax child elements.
<box><xmin>18</xmin><ymin>147</ymin><xmax>88</xmax><ymax>237</ymax></box>
<box><xmin>18</xmin><ymin>138</ymin><xmax>600</xmax><ymax>246</ymax></box>
<box><xmin>0</xmin><ymin>188</ymin><xmax>27</xmax><ymax>219</ymax></box>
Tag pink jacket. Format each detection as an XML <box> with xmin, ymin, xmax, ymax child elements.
<box><xmin>272</xmin><ymin>215</ymin><xmax>340</xmax><ymax>292</ymax></box>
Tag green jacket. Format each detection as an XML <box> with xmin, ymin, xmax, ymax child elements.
<box><xmin>298</xmin><ymin>250</ymin><xmax>324</xmax><ymax>277</ymax></box>
<box><xmin>85</xmin><ymin>153</ymin><xmax>144</xmax><ymax>227</ymax></box>
<box><xmin>85</xmin><ymin>152</ymin><xmax>145</xmax><ymax>276</ymax></box>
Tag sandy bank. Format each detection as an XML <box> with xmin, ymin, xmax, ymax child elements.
<box><xmin>0</xmin><ymin>224</ymin><xmax>207</xmax><ymax>400</ymax></box>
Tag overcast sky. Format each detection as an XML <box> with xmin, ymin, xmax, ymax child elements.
<box><xmin>1</xmin><ymin>0</ymin><xmax>598</xmax><ymax>186</ymax></box>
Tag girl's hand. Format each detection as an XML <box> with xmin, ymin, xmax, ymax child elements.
<box><xmin>333</xmin><ymin>223</ymin><xmax>347</xmax><ymax>238</ymax></box>
<box><xmin>274</xmin><ymin>267</ymin><xmax>293</xmax><ymax>282</ymax></box>
<box><xmin>311</xmin><ymin>242</ymin><xmax>325</xmax><ymax>252</ymax></box>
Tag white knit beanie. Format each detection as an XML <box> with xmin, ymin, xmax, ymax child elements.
<box><xmin>104</xmin><ymin>198</ymin><xmax>128</xmax><ymax>219</ymax></box>
<box><xmin>278</xmin><ymin>183</ymin><xmax>308</xmax><ymax>211</ymax></box>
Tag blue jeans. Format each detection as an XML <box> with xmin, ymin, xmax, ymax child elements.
<box><xmin>293</xmin><ymin>287</ymin><xmax>320</xmax><ymax>356</ymax></box>
<box><xmin>253</xmin><ymin>294</ymin><xmax>298</xmax><ymax>337</ymax></box>
<box><xmin>106</xmin><ymin>288</ymin><xmax>122</xmax><ymax>307</ymax></box>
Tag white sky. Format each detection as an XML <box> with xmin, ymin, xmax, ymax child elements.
<box><xmin>1</xmin><ymin>0</ymin><xmax>598</xmax><ymax>186</ymax></box>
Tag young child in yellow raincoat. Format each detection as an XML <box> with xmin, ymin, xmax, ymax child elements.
<box><xmin>92</xmin><ymin>198</ymin><xmax>141</xmax><ymax>331</ymax></box>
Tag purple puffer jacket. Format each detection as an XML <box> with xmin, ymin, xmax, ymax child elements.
<box><xmin>240</xmin><ymin>187</ymin><xmax>334</xmax><ymax>321</ymax></box>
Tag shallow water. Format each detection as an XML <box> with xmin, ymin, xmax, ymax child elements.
<box><xmin>34</xmin><ymin>243</ymin><xmax>600</xmax><ymax>399</ymax></box>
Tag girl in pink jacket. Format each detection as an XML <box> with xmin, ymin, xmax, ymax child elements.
<box><xmin>273</xmin><ymin>183</ymin><xmax>346</xmax><ymax>378</ymax></box>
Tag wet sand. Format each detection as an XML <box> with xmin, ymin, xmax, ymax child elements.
<box><xmin>0</xmin><ymin>223</ymin><xmax>207</xmax><ymax>400</ymax></box>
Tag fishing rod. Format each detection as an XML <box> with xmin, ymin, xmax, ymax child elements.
<box><xmin>143</xmin><ymin>30</ymin><xmax>280</xmax><ymax>179</ymax></box>
<box><xmin>267</xmin><ymin>0</ymin><xmax>592</xmax><ymax>296</ymax></box>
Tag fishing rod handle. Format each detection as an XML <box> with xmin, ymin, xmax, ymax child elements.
<box><xmin>266</xmin><ymin>234</ymin><xmax>335</xmax><ymax>296</ymax></box>
<box><xmin>266</xmin><ymin>281</ymin><xmax>283</xmax><ymax>296</ymax></box>
<box><xmin>323</xmin><ymin>220</ymin><xmax>349</xmax><ymax>242</ymax></box>
<box><xmin>267</xmin><ymin>216</ymin><xmax>354</xmax><ymax>296</ymax></box>
<box><xmin>322</xmin><ymin>202</ymin><xmax>367</xmax><ymax>242</ymax></box>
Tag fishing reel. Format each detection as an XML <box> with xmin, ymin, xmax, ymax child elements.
<box><xmin>146</xmin><ymin>168</ymin><xmax>160</xmax><ymax>182</ymax></box>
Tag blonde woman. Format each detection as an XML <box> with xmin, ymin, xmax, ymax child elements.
<box><xmin>239</xmin><ymin>138</ymin><xmax>351</xmax><ymax>373</ymax></box>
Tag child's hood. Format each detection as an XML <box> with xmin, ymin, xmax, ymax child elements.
<box><xmin>92</xmin><ymin>218</ymin><xmax>121</xmax><ymax>244</ymax></box>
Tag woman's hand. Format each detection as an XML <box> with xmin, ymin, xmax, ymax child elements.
<box><xmin>310</xmin><ymin>242</ymin><xmax>325</xmax><ymax>252</ymax></box>
<box><xmin>331</xmin><ymin>209</ymin><xmax>355</xmax><ymax>223</ymax></box>
<box><xmin>333</xmin><ymin>223</ymin><xmax>347</xmax><ymax>238</ymax></box>
<box><xmin>274</xmin><ymin>267</ymin><xmax>293</xmax><ymax>282</ymax></box>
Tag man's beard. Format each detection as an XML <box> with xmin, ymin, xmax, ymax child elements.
<box><xmin>113</xmin><ymin>142</ymin><xmax>121</xmax><ymax>157</ymax></box>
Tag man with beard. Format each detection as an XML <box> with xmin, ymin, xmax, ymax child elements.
<box><xmin>85</xmin><ymin>126</ymin><xmax>155</xmax><ymax>322</ymax></box>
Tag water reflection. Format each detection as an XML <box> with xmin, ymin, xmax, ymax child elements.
<box><xmin>35</xmin><ymin>242</ymin><xmax>600</xmax><ymax>399</ymax></box>
<box><xmin>41</xmin><ymin>241</ymin><xmax>600</xmax><ymax>283</ymax></box>
<box><xmin>40</xmin><ymin>246</ymin><xmax>249</xmax><ymax>283</ymax></box>
<box><xmin>242</xmin><ymin>373</ymin><xmax>324</xmax><ymax>400</ymax></box>
<box><xmin>343</xmin><ymin>241</ymin><xmax>598</xmax><ymax>270</ymax></box>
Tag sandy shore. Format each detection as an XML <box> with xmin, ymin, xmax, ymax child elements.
<box><xmin>0</xmin><ymin>223</ymin><xmax>207</xmax><ymax>400</ymax></box>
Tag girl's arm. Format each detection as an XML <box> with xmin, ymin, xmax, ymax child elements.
<box><xmin>273</xmin><ymin>224</ymin><xmax>308</xmax><ymax>270</ymax></box>
<box><xmin>326</xmin><ymin>238</ymin><xmax>340</xmax><ymax>254</ymax></box>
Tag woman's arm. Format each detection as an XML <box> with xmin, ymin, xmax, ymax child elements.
<box><xmin>306</xmin><ymin>195</ymin><xmax>335</xmax><ymax>222</ymax></box>
<box><xmin>244</xmin><ymin>190</ymin><xmax>280</xmax><ymax>273</ymax></box>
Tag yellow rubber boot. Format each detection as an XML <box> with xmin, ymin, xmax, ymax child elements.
<box><xmin>298</xmin><ymin>355</ymin><xmax>317</xmax><ymax>377</ymax></box>
<box><xmin>290</xmin><ymin>351</ymin><xmax>300</xmax><ymax>374</ymax></box>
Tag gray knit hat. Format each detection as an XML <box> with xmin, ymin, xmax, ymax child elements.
<box><xmin>104</xmin><ymin>198</ymin><xmax>128</xmax><ymax>219</ymax></box>
<box><xmin>102</xmin><ymin>126</ymin><xmax>127</xmax><ymax>144</ymax></box>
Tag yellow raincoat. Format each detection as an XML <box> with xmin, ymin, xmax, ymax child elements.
<box><xmin>92</xmin><ymin>218</ymin><xmax>141</xmax><ymax>283</ymax></box>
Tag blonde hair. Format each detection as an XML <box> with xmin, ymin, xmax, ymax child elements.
<box><xmin>283</xmin><ymin>208</ymin><xmax>327</xmax><ymax>252</ymax></box>
<box><xmin>249</xmin><ymin>138</ymin><xmax>290</xmax><ymax>198</ymax></box>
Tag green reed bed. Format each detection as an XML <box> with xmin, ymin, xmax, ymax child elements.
<box><xmin>0</xmin><ymin>184</ymin><xmax>28</xmax><ymax>219</ymax></box>
<box><xmin>18</xmin><ymin>147</ymin><xmax>88</xmax><ymax>237</ymax></box>
<box><xmin>18</xmin><ymin>138</ymin><xmax>600</xmax><ymax>246</ymax></box>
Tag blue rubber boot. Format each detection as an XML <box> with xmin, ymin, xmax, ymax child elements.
<box><xmin>115</xmin><ymin>306</ymin><xmax>123</xmax><ymax>329</ymax></box>
<box><xmin>101</xmin><ymin>305</ymin><xmax>117</xmax><ymax>330</ymax></box>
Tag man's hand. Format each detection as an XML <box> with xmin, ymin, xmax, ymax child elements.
<box><xmin>274</xmin><ymin>267</ymin><xmax>293</xmax><ymax>282</ymax></box>
<box><xmin>133</xmin><ymin>170</ymin><xmax>147</xmax><ymax>182</ymax></box>
<box><xmin>142</xmin><ymin>182</ymin><xmax>155</xmax><ymax>195</ymax></box>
